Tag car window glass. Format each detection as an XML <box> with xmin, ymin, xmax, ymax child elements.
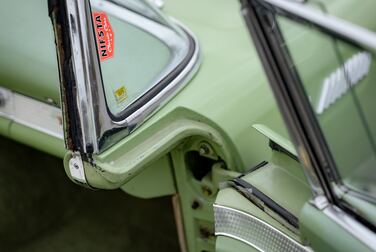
<box><xmin>90</xmin><ymin>0</ymin><xmax>190</xmax><ymax>117</ymax></box>
<box><xmin>276</xmin><ymin>16</ymin><xmax>376</xmax><ymax>199</ymax></box>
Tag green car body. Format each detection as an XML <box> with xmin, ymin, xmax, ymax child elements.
<box><xmin>0</xmin><ymin>0</ymin><xmax>375</xmax><ymax>251</ymax></box>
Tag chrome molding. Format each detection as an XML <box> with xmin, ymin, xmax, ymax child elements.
<box><xmin>0</xmin><ymin>87</ymin><xmax>63</xmax><ymax>139</ymax></box>
<box><xmin>316</xmin><ymin>51</ymin><xmax>371</xmax><ymax>114</ymax></box>
<box><xmin>58</xmin><ymin>0</ymin><xmax>200</xmax><ymax>154</ymax></box>
<box><xmin>214</xmin><ymin>204</ymin><xmax>312</xmax><ymax>252</ymax></box>
<box><xmin>148</xmin><ymin>0</ymin><xmax>164</xmax><ymax>9</ymax></box>
<box><xmin>65</xmin><ymin>0</ymin><xmax>107</xmax><ymax>153</ymax></box>
<box><xmin>259</xmin><ymin>0</ymin><xmax>376</xmax><ymax>52</ymax></box>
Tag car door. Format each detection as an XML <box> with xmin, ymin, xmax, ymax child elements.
<box><xmin>214</xmin><ymin>0</ymin><xmax>376</xmax><ymax>251</ymax></box>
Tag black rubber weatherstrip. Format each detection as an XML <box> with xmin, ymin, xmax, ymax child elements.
<box><xmin>269</xmin><ymin>140</ymin><xmax>299</xmax><ymax>162</ymax></box>
<box><xmin>231</xmin><ymin>177</ymin><xmax>299</xmax><ymax>228</ymax></box>
<box><xmin>48</xmin><ymin>0</ymin><xmax>84</xmax><ymax>152</ymax></box>
<box><xmin>241</xmin><ymin>160</ymin><xmax>268</xmax><ymax>176</ymax></box>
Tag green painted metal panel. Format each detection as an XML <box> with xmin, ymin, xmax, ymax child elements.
<box><xmin>0</xmin><ymin>0</ymin><xmax>375</xmax><ymax>250</ymax></box>
<box><xmin>120</xmin><ymin>155</ymin><xmax>176</xmax><ymax>198</ymax></box>
<box><xmin>300</xmin><ymin>203</ymin><xmax>372</xmax><ymax>252</ymax></box>
<box><xmin>0</xmin><ymin>0</ymin><xmax>61</xmax><ymax>105</ymax></box>
<box><xmin>9</xmin><ymin>122</ymin><xmax>65</xmax><ymax>158</ymax></box>
<box><xmin>0</xmin><ymin>117</ymin><xmax>10</xmax><ymax>136</ymax></box>
<box><xmin>215</xmin><ymin>150</ymin><xmax>312</xmax><ymax>248</ymax></box>
<box><xmin>0</xmin><ymin>0</ymin><xmax>289</xmax><ymax>175</ymax></box>
<box><xmin>241</xmin><ymin>152</ymin><xmax>312</xmax><ymax>220</ymax></box>
<box><xmin>213</xmin><ymin>147</ymin><xmax>315</xmax><ymax>251</ymax></box>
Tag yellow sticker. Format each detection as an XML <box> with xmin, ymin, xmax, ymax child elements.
<box><xmin>114</xmin><ymin>86</ymin><xmax>127</xmax><ymax>104</ymax></box>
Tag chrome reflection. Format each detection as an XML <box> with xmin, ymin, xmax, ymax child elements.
<box><xmin>53</xmin><ymin>0</ymin><xmax>200</xmax><ymax>154</ymax></box>
<box><xmin>0</xmin><ymin>87</ymin><xmax>63</xmax><ymax>139</ymax></box>
<box><xmin>316</xmin><ymin>51</ymin><xmax>371</xmax><ymax>114</ymax></box>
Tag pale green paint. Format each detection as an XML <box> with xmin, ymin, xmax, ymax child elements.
<box><xmin>0</xmin><ymin>118</ymin><xmax>10</xmax><ymax>136</ymax></box>
<box><xmin>0</xmin><ymin>0</ymin><xmax>66</xmax><ymax>158</ymax></box>
<box><xmin>0</xmin><ymin>1</ymin><xmax>375</xmax><ymax>252</ymax></box>
<box><xmin>9</xmin><ymin>122</ymin><xmax>65</xmax><ymax>158</ymax></box>
<box><xmin>120</xmin><ymin>155</ymin><xmax>176</xmax><ymax>198</ymax></box>
<box><xmin>300</xmin><ymin>203</ymin><xmax>373</xmax><ymax>252</ymax></box>
<box><xmin>0</xmin><ymin>0</ymin><xmax>289</xmax><ymax>177</ymax></box>
<box><xmin>241</xmin><ymin>151</ymin><xmax>312</xmax><ymax>223</ymax></box>
<box><xmin>2</xmin><ymin>0</ymin><xmax>375</xmax><ymax>180</ymax></box>
<box><xmin>87</xmin><ymin>0</ymin><xmax>290</xmax><ymax>187</ymax></box>
<box><xmin>0</xmin><ymin>117</ymin><xmax>65</xmax><ymax>158</ymax></box>
<box><xmin>161</xmin><ymin>0</ymin><xmax>289</xmax><ymax>168</ymax></box>
<box><xmin>170</xmin><ymin>137</ymin><xmax>219</xmax><ymax>252</ymax></box>
<box><xmin>92</xmin><ymin>115</ymin><xmax>238</xmax><ymax>187</ymax></box>
<box><xmin>215</xmin><ymin>150</ymin><xmax>312</xmax><ymax>247</ymax></box>
<box><xmin>0</xmin><ymin>0</ymin><xmax>61</xmax><ymax>105</ymax></box>
<box><xmin>64</xmin><ymin>151</ymin><xmax>176</xmax><ymax>197</ymax></box>
<box><xmin>253</xmin><ymin>124</ymin><xmax>296</xmax><ymax>156</ymax></box>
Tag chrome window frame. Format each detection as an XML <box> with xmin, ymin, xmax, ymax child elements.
<box><xmin>50</xmin><ymin>0</ymin><xmax>200</xmax><ymax>154</ymax></box>
<box><xmin>241</xmin><ymin>0</ymin><xmax>376</xmax><ymax>249</ymax></box>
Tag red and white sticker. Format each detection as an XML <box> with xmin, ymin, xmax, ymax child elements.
<box><xmin>93</xmin><ymin>12</ymin><xmax>114</xmax><ymax>62</ymax></box>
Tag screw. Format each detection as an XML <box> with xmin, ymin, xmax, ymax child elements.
<box><xmin>199</xmin><ymin>144</ymin><xmax>210</xmax><ymax>156</ymax></box>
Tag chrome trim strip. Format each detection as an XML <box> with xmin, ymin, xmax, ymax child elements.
<box><xmin>316</xmin><ymin>51</ymin><xmax>371</xmax><ymax>114</ymax></box>
<box><xmin>65</xmin><ymin>0</ymin><xmax>107</xmax><ymax>153</ymax></box>
<box><xmin>149</xmin><ymin>0</ymin><xmax>164</xmax><ymax>9</ymax></box>
<box><xmin>0</xmin><ymin>87</ymin><xmax>63</xmax><ymax>139</ymax></box>
<box><xmin>214</xmin><ymin>204</ymin><xmax>312</xmax><ymax>252</ymax></box>
<box><xmin>323</xmin><ymin>205</ymin><xmax>376</xmax><ymax>250</ymax></box>
<box><xmin>61</xmin><ymin>0</ymin><xmax>200</xmax><ymax>154</ymax></box>
<box><xmin>260</xmin><ymin>0</ymin><xmax>376</xmax><ymax>52</ymax></box>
